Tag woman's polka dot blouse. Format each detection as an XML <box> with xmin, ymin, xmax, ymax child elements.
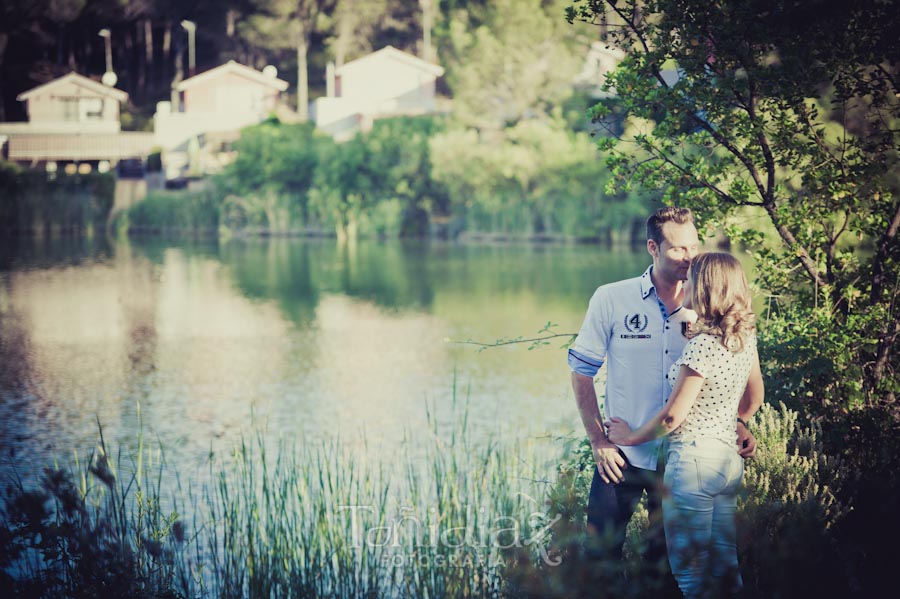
<box><xmin>667</xmin><ymin>332</ymin><xmax>757</xmax><ymax>445</ymax></box>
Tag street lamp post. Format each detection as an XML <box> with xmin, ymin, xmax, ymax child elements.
<box><xmin>181</xmin><ymin>20</ymin><xmax>196</xmax><ymax>77</ymax></box>
<box><xmin>98</xmin><ymin>28</ymin><xmax>117</xmax><ymax>87</ymax></box>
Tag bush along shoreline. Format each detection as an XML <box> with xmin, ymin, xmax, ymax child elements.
<box><xmin>0</xmin><ymin>113</ymin><xmax>654</xmax><ymax>244</ymax></box>
<box><xmin>2</xmin><ymin>398</ymin><xmax>877</xmax><ymax>599</ymax></box>
<box><xmin>0</xmin><ymin>161</ymin><xmax>115</xmax><ymax>237</ymax></box>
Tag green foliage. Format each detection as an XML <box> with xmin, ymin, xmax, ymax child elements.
<box><xmin>430</xmin><ymin>116</ymin><xmax>650</xmax><ymax>239</ymax></box>
<box><xmin>0</xmin><ymin>162</ymin><xmax>115</xmax><ymax>234</ymax></box>
<box><xmin>215</xmin><ymin>117</ymin><xmax>450</xmax><ymax>239</ymax></box>
<box><xmin>308</xmin><ymin>131</ymin><xmax>375</xmax><ymax>240</ymax></box>
<box><xmin>443</xmin><ymin>0</ymin><xmax>589</xmax><ymax>130</ymax></box>
<box><xmin>757</xmin><ymin>303</ymin><xmax>878</xmax><ymax>409</ymax></box>
<box><xmin>222</xmin><ymin>121</ymin><xmax>326</xmax><ymax>199</ymax></box>
<box><xmin>216</xmin><ymin>120</ymin><xmax>331</xmax><ymax>233</ymax></box>
<box><xmin>126</xmin><ymin>189</ymin><xmax>220</xmax><ymax>234</ymax></box>
<box><xmin>569</xmin><ymin>0</ymin><xmax>900</xmax><ymax>406</ymax></box>
<box><xmin>0</xmin><ymin>426</ymin><xmax>187</xmax><ymax>598</ymax></box>
<box><xmin>2</xmin><ymin>391</ymin><xmax>550</xmax><ymax>598</ymax></box>
<box><xmin>308</xmin><ymin>116</ymin><xmax>449</xmax><ymax>239</ymax></box>
<box><xmin>738</xmin><ymin>402</ymin><xmax>850</xmax><ymax>598</ymax></box>
<box><xmin>118</xmin><ymin>114</ymin><xmax>649</xmax><ymax>242</ymax></box>
<box><xmin>360</xmin><ymin>116</ymin><xmax>449</xmax><ymax>237</ymax></box>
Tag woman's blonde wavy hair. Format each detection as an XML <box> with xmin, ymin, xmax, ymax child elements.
<box><xmin>687</xmin><ymin>252</ymin><xmax>756</xmax><ymax>353</ymax></box>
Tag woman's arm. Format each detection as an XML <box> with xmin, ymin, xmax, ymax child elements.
<box><xmin>736</xmin><ymin>351</ymin><xmax>765</xmax><ymax>457</ymax></box>
<box><xmin>738</xmin><ymin>352</ymin><xmax>764</xmax><ymax>422</ymax></box>
<box><xmin>605</xmin><ymin>365</ymin><xmax>705</xmax><ymax>446</ymax></box>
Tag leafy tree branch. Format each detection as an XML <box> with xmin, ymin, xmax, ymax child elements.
<box><xmin>569</xmin><ymin>0</ymin><xmax>900</xmax><ymax>405</ymax></box>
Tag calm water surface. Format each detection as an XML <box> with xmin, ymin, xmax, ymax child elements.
<box><xmin>0</xmin><ymin>236</ymin><xmax>648</xmax><ymax>487</ymax></box>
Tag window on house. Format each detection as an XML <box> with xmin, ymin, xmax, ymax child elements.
<box><xmin>60</xmin><ymin>97</ymin><xmax>104</xmax><ymax>121</ymax></box>
<box><xmin>81</xmin><ymin>98</ymin><xmax>103</xmax><ymax>120</ymax></box>
<box><xmin>61</xmin><ymin>98</ymin><xmax>80</xmax><ymax>121</ymax></box>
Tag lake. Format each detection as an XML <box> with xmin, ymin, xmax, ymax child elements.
<box><xmin>0</xmin><ymin>235</ymin><xmax>650</xmax><ymax>489</ymax></box>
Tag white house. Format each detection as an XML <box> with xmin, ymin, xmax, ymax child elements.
<box><xmin>0</xmin><ymin>72</ymin><xmax>153</xmax><ymax>169</ymax></box>
<box><xmin>312</xmin><ymin>46</ymin><xmax>445</xmax><ymax>141</ymax></box>
<box><xmin>153</xmin><ymin>60</ymin><xmax>289</xmax><ymax>178</ymax></box>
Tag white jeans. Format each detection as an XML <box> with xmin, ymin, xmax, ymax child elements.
<box><xmin>663</xmin><ymin>438</ymin><xmax>744</xmax><ymax>599</ymax></box>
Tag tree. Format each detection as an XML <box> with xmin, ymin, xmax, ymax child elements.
<box><xmin>568</xmin><ymin>0</ymin><xmax>900</xmax><ymax>407</ymax></box>
<box><xmin>225</xmin><ymin>0</ymin><xmax>335</xmax><ymax>120</ymax></box>
<box><xmin>326</xmin><ymin>0</ymin><xmax>390</xmax><ymax>66</ymax></box>
<box><xmin>219</xmin><ymin>120</ymin><xmax>327</xmax><ymax>231</ymax></box>
<box><xmin>309</xmin><ymin>134</ymin><xmax>375</xmax><ymax>241</ymax></box>
<box><xmin>362</xmin><ymin>116</ymin><xmax>448</xmax><ymax>237</ymax></box>
<box><xmin>0</xmin><ymin>0</ymin><xmax>46</xmax><ymax>120</ymax></box>
<box><xmin>430</xmin><ymin>116</ymin><xmax>624</xmax><ymax>238</ymax></box>
<box><xmin>444</xmin><ymin>0</ymin><xmax>590</xmax><ymax>130</ymax></box>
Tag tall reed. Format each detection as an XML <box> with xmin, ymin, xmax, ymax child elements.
<box><xmin>1</xmin><ymin>387</ymin><xmax>557</xmax><ymax>598</ymax></box>
<box><xmin>0</xmin><ymin>410</ymin><xmax>192</xmax><ymax>597</ymax></box>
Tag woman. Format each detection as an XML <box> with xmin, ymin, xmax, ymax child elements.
<box><xmin>605</xmin><ymin>252</ymin><xmax>764</xmax><ymax>598</ymax></box>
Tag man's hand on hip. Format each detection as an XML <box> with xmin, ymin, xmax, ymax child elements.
<box><xmin>593</xmin><ymin>441</ymin><xmax>627</xmax><ymax>484</ymax></box>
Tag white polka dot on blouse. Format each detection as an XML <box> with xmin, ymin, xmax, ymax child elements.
<box><xmin>667</xmin><ymin>333</ymin><xmax>756</xmax><ymax>445</ymax></box>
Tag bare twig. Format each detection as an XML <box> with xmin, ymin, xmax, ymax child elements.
<box><xmin>453</xmin><ymin>333</ymin><xmax>576</xmax><ymax>349</ymax></box>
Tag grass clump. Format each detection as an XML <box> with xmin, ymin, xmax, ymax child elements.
<box><xmin>1</xmin><ymin>399</ymin><xmax>555</xmax><ymax>598</ymax></box>
<box><xmin>0</xmin><ymin>423</ymin><xmax>189</xmax><ymax>598</ymax></box>
<box><xmin>1</xmin><ymin>399</ymin><xmax>867</xmax><ymax>598</ymax></box>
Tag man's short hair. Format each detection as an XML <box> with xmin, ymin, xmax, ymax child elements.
<box><xmin>646</xmin><ymin>207</ymin><xmax>694</xmax><ymax>245</ymax></box>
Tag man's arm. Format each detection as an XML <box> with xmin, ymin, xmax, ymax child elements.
<box><xmin>736</xmin><ymin>352</ymin><xmax>765</xmax><ymax>458</ymax></box>
<box><xmin>572</xmin><ymin>371</ymin><xmax>627</xmax><ymax>484</ymax></box>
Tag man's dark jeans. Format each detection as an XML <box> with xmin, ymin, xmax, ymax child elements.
<box><xmin>586</xmin><ymin>453</ymin><xmax>681</xmax><ymax>597</ymax></box>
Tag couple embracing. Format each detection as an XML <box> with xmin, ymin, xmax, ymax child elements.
<box><xmin>569</xmin><ymin>207</ymin><xmax>764</xmax><ymax>598</ymax></box>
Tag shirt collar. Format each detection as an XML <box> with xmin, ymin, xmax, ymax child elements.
<box><xmin>639</xmin><ymin>265</ymin><xmax>655</xmax><ymax>299</ymax></box>
<box><xmin>642</xmin><ymin>265</ymin><xmax>686</xmax><ymax>316</ymax></box>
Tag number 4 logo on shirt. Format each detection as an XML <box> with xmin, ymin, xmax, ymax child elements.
<box><xmin>623</xmin><ymin>313</ymin><xmax>649</xmax><ymax>333</ymax></box>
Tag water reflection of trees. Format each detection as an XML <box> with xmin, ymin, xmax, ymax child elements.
<box><xmin>216</xmin><ymin>238</ymin><xmax>654</xmax><ymax>326</ymax></box>
<box><xmin>0</xmin><ymin>235</ymin><xmax>114</xmax><ymax>271</ymax></box>
<box><xmin>219</xmin><ymin>239</ymin><xmax>438</xmax><ymax>325</ymax></box>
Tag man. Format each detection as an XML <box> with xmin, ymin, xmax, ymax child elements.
<box><xmin>568</xmin><ymin>206</ymin><xmax>757</xmax><ymax>589</ymax></box>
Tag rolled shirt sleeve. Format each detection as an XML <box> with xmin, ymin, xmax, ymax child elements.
<box><xmin>568</xmin><ymin>348</ymin><xmax>603</xmax><ymax>377</ymax></box>
<box><xmin>568</xmin><ymin>287</ymin><xmax>610</xmax><ymax>377</ymax></box>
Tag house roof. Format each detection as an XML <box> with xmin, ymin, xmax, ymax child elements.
<box><xmin>176</xmin><ymin>60</ymin><xmax>289</xmax><ymax>92</ymax></box>
<box><xmin>17</xmin><ymin>72</ymin><xmax>129</xmax><ymax>102</ymax></box>
<box><xmin>336</xmin><ymin>46</ymin><xmax>444</xmax><ymax>77</ymax></box>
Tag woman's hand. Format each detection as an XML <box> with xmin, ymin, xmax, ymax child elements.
<box><xmin>604</xmin><ymin>417</ymin><xmax>636</xmax><ymax>446</ymax></box>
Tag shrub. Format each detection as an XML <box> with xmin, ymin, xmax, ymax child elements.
<box><xmin>524</xmin><ymin>401</ymin><xmax>852</xmax><ymax>599</ymax></box>
<box><xmin>0</xmin><ymin>164</ymin><xmax>115</xmax><ymax>234</ymax></box>
<box><xmin>126</xmin><ymin>189</ymin><xmax>220</xmax><ymax>234</ymax></box>
<box><xmin>0</xmin><ymin>432</ymin><xmax>188</xmax><ymax>598</ymax></box>
<box><xmin>737</xmin><ymin>401</ymin><xmax>850</xmax><ymax>598</ymax></box>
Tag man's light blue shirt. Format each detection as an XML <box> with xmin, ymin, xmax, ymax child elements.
<box><xmin>568</xmin><ymin>266</ymin><xmax>694</xmax><ymax>471</ymax></box>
